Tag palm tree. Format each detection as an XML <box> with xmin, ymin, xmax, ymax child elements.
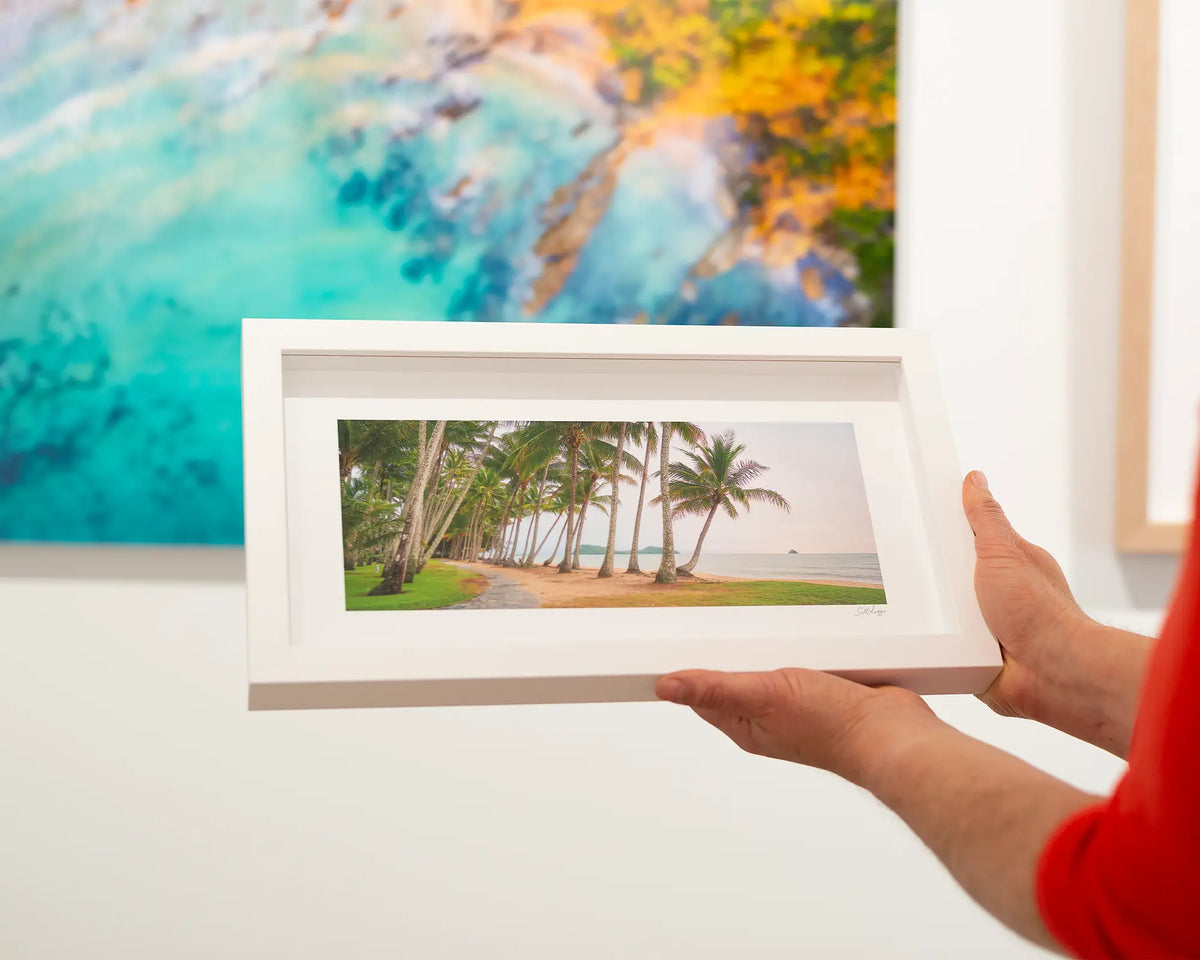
<box><xmin>654</xmin><ymin>422</ymin><xmax>706</xmax><ymax>584</ymax></box>
<box><xmin>337</xmin><ymin>419</ymin><xmax>412</xmax><ymax>482</ymax></box>
<box><xmin>372</xmin><ymin>419</ymin><xmax>447</xmax><ymax>595</ymax></box>
<box><xmin>507</xmin><ymin>478</ymin><xmax>540</xmax><ymax>564</ymax></box>
<box><xmin>338</xmin><ymin>418</ymin><xmax>419</xmax><ymax>587</ymax></box>
<box><xmin>542</xmin><ymin>514</ymin><xmax>568</xmax><ymax>567</ymax></box>
<box><xmin>500</xmin><ymin>430</ymin><xmax>553</xmax><ymax>565</ymax></box>
<box><xmin>462</xmin><ymin>466</ymin><xmax>503</xmax><ymax>561</ymax></box>
<box><xmin>530</xmin><ymin>510</ymin><xmax>563</xmax><ymax>563</ymax></box>
<box><xmin>625</xmin><ymin>422</ymin><xmax>657</xmax><ymax>574</ymax></box>
<box><xmin>655</xmin><ymin>422</ymin><xmax>678</xmax><ymax>583</ymax></box>
<box><xmin>554</xmin><ymin>423</ymin><xmax>592</xmax><ymax>573</ymax></box>
<box><xmin>521</xmin><ymin>459</ymin><xmax>562</xmax><ymax>565</ymax></box>
<box><xmin>506</xmin><ymin>421</ymin><xmax>604</xmax><ymax>574</ymax></box>
<box><xmin>340</xmin><ymin>473</ymin><xmax>405</xmax><ymax>571</ymax></box>
<box><xmin>569</xmin><ymin>441</ymin><xmax>607</xmax><ymax>569</ymax></box>
<box><xmin>534</xmin><ymin>485</ymin><xmax>572</xmax><ymax>566</ymax></box>
<box><xmin>598</xmin><ymin>421</ymin><xmax>644</xmax><ymax>578</ymax></box>
<box><xmin>490</xmin><ymin>480</ymin><xmax>519</xmax><ymax>562</ymax></box>
<box><xmin>663</xmin><ymin>430</ymin><xmax>791</xmax><ymax>575</ymax></box>
<box><xmin>418</xmin><ymin>421</ymin><xmax>499</xmax><ymax>568</ymax></box>
<box><xmin>485</xmin><ymin>431</ymin><xmax>527</xmax><ymax>564</ymax></box>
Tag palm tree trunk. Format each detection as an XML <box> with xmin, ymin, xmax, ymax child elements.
<box><xmin>467</xmin><ymin>508</ymin><xmax>482</xmax><ymax>559</ymax></box>
<box><xmin>428</xmin><ymin>443</ymin><xmax>448</xmax><ymax>506</ymax></box>
<box><xmin>558</xmin><ymin>443</ymin><xmax>580</xmax><ymax>574</ymax></box>
<box><xmin>598</xmin><ymin>422</ymin><xmax>627</xmax><ymax>578</ymax></box>
<box><xmin>677</xmin><ymin>499</ymin><xmax>721</xmax><ymax>575</ymax></box>
<box><xmin>655</xmin><ymin>422</ymin><xmax>677</xmax><ymax>584</ymax></box>
<box><xmin>532</xmin><ymin>512</ymin><xmax>562</xmax><ymax>563</ymax></box>
<box><xmin>522</xmin><ymin>461</ymin><xmax>552</xmax><ymax>565</ymax></box>
<box><xmin>460</xmin><ymin>507</ymin><xmax>475</xmax><ymax>561</ymax></box>
<box><xmin>476</xmin><ymin>508</ymin><xmax>491</xmax><ymax>561</ymax></box>
<box><xmin>424</xmin><ymin>422</ymin><xmax>494</xmax><ymax>561</ymax></box>
<box><xmin>406</xmin><ymin>419</ymin><xmax>446</xmax><ymax>582</ymax></box>
<box><xmin>491</xmin><ymin>486</ymin><xmax>518</xmax><ymax>562</ymax></box>
<box><xmin>374</xmin><ymin>420</ymin><xmax>446</xmax><ymax>594</ymax></box>
<box><xmin>627</xmin><ymin>425</ymin><xmax>653</xmax><ymax>573</ymax></box>
<box><xmin>420</xmin><ymin>426</ymin><xmax>496</xmax><ymax>565</ymax></box>
<box><xmin>544</xmin><ymin>515</ymin><xmax>567</xmax><ymax>566</ymax></box>
<box><xmin>391</xmin><ymin>510</ymin><xmax>419</xmax><ymax>590</ymax></box>
<box><xmin>376</xmin><ymin>424</ymin><xmax>428</xmax><ymax>594</ymax></box>
<box><xmin>506</xmin><ymin>482</ymin><xmax>528</xmax><ymax>563</ymax></box>
<box><xmin>473</xmin><ymin>511</ymin><xmax>487</xmax><ymax>560</ymax></box>
<box><xmin>571</xmin><ymin>489</ymin><xmax>591</xmax><ymax>570</ymax></box>
<box><xmin>407</xmin><ymin>431</ymin><xmax>449</xmax><ymax>581</ymax></box>
<box><xmin>520</xmin><ymin>508</ymin><xmax>537</xmax><ymax>560</ymax></box>
<box><xmin>468</xmin><ymin>505</ymin><xmax>484</xmax><ymax>560</ymax></box>
<box><xmin>380</xmin><ymin>530</ymin><xmax>402</xmax><ymax>579</ymax></box>
<box><xmin>502</xmin><ymin>515</ymin><xmax>519</xmax><ymax>559</ymax></box>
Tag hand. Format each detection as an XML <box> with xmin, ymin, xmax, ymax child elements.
<box><xmin>962</xmin><ymin>472</ymin><xmax>1094</xmax><ymax>721</ymax></box>
<box><xmin>963</xmin><ymin>472</ymin><xmax>1151</xmax><ymax>756</ymax></box>
<box><xmin>655</xmin><ymin>668</ymin><xmax>938</xmax><ymax>784</ymax></box>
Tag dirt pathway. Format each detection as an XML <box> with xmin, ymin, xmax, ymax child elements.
<box><xmin>447</xmin><ymin>564</ymin><xmax>543</xmax><ymax>609</ymax></box>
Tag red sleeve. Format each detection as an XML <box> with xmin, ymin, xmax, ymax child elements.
<box><xmin>1036</xmin><ymin>473</ymin><xmax>1200</xmax><ymax>958</ymax></box>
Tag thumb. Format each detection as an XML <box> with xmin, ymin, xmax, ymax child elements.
<box><xmin>962</xmin><ymin>471</ymin><xmax>1020</xmax><ymax>555</ymax></box>
<box><xmin>656</xmin><ymin>669</ymin><xmax>778</xmax><ymax>716</ymax></box>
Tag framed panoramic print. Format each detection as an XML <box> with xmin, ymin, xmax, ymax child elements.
<box><xmin>1117</xmin><ymin>0</ymin><xmax>1197</xmax><ymax>553</ymax></box>
<box><xmin>0</xmin><ymin>0</ymin><xmax>898</xmax><ymax>546</ymax></box>
<box><xmin>242</xmin><ymin>318</ymin><xmax>998</xmax><ymax>709</ymax></box>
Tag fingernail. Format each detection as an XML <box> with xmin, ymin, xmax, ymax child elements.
<box><xmin>656</xmin><ymin>678</ymin><xmax>688</xmax><ymax>703</ymax></box>
<box><xmin>970</xmin><ymin>471</ymin><xmax>989</xmax><ymax>492</ymax></box>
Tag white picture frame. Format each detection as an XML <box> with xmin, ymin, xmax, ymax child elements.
<box><xmin>242</xmin><ymin>318</ymin><xmax>999</xmax><ymax>709</ymax></box>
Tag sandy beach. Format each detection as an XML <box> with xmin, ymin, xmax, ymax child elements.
<box><xmin>446</xmin><ymin>560</ymin><xmax>879</xmax><ymax>608</ymax></box>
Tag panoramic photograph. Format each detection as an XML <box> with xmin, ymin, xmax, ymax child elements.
<box><xmin>339</xmin><ymin>419</ymin><xmax>886</xmax><ymax>611</ymax></box>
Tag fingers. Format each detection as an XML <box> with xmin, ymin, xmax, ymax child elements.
<box><xmin>962</xmin><ymin>471</ymin><xmax>1021</xmax><ymax>557</ymax></box>
<box><xmin>655</xmin><ymin>669</ymin><xmax>782</xmax><ymax>717</ymax></box>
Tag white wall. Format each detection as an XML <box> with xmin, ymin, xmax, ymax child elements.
<box><xmin>0</xmin><ymin>2</ymin><xmax>1179</xmax><ymax>958</ymax></box>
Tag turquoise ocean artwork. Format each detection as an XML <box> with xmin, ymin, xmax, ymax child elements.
<box><xmin>0</xmin><ymin>0</ymin><xmax>897</xmax><ymax>544</ymax></box>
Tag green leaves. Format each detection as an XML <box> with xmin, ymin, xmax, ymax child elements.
<box><xmin>662</xmin><ymin>428</ymin><xmax>791</xmax><ymax>520</ymax></box>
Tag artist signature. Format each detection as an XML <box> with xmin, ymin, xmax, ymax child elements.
<box><xmin>855</xmin><ymin>606</ymin><xmax>887</xmax><ymax>617</ymax></box>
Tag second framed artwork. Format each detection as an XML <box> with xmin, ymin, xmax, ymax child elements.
<box><xmin>245</xmin><ymin>319</ymin><xmax>999</xmax><ymax>708</ymax></box>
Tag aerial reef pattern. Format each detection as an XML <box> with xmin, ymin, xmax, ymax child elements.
<box><xmin>0</xmin><ymin>0</ymin><xmax>897</xmax><ymax>543</ymax></box>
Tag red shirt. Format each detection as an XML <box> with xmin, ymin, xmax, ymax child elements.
<box><xmin>1037</xmin><ymin>480</ymin><xmax>1200</xmax><ymax>957</ymax></box>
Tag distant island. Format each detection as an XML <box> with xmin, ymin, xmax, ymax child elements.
<box><xmin>578</xmin><ymin>545</ymin><xmax>667</xmax><ymax>555</ymax></box>
<box><xmin>788</xmin><ymin>549</ymin><xmax>798</xmax><ymax>554</ymax></box>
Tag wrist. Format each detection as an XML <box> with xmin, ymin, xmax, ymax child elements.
<box><xmin>1024</xmin><ymin>617</ymin><xmax>1152</xmax><ymax>757</ymax></box>
<box><xmin>1006</xmin><ymin>608</ymin><xmax>1097</xmax><ymax>724</ymax></box>
<box><xmin>839</xmin><ymin>690</ymin><xmax>947</xmax><ymax>791</ymax></box>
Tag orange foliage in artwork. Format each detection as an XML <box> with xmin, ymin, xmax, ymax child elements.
<box><xmin>507</xmin><ymin>0</ymin><xmax>896</xmax><ymax>260</ymax></box>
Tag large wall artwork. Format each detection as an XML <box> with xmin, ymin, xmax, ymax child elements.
<box><xmin>0</xmin><ymin>0</ymin><xmax>898</xmax><ymax>544</ymax></box>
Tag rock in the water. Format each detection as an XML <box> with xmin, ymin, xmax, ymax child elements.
<box><xmin>338</xmin><ymin>170</ymin><xmax>370</xmax><ymax>205</ymax></box>
<box><xmin>385</xmin><ymin>201</ymin><xmax>409</xmax><ymax>231</ymax></box>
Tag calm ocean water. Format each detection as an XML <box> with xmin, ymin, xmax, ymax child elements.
<box><xmin>532</xmin><ymin>550</ymin><xmax>884</xmax><ymax>586</ymax></box>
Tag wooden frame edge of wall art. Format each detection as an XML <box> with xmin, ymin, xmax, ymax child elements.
<box><xmin>1116</xmin><ymin>0</ymin><xmax>1187</xmax><ymax>554</ymax></box>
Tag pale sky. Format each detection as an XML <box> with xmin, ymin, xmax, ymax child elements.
<box><xmin>568</xmin><ymin>421</ymin><xmax>878</xmax><ymax>556</ymax></box>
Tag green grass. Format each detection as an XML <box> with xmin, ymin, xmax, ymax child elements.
<box><xmin>550</xmin><ymin>579</ymin><xmax>887</xmax><ymax>609</ymax></box>
<box><xmin>344</xmin><ymin>561</ymin><xmax>488</xmax><ymax>611</ymax></box>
